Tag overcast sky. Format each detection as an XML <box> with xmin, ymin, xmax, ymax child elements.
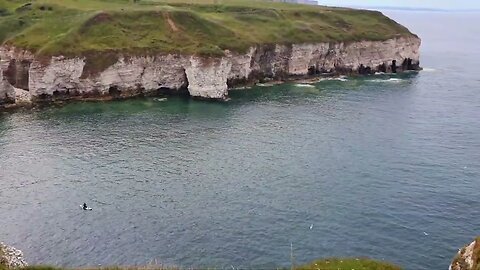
<box><xmin>318</xmin><ymin>0</ymin><xmax>480</xmax><ymax>10</ymax></box>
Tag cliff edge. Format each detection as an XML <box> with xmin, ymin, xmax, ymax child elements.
<box><xmin>0</xmin><ymin>0</ymin><xmax>421</xmax><ymax>106</ymax></box>
<box><xmin>0</xmin><ymin>242</ymin><xmax>28</xmax><ymax>269</ymax></box>
<box><xmin>450</xmin><ymin>237</ymin><xmax>480</xmax><ymax>270</ymax></box>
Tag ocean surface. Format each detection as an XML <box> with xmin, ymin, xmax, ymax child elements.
<box><xmin>1</xmin><ymin>11</ymin><xmax>479</xmax><ymax>270</ymax></box>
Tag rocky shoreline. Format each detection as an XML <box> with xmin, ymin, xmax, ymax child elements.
<box><xmin>0</xmin><ymin>243</ymin><xmax>28</xmax><ymax>269</ymax></box>
<box><xmin>450</xmin><ymin>237</ymin><xmax>480</xmax><ymax>270</ymax></box>
<box><xmin>0</xmin><ymin>36</ymin><xmax>421</xmax><ymax>109</ymax></box>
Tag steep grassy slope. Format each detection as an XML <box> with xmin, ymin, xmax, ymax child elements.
<box><xmin>0</xmin><ymin>0</ymin><xmax>413</xmax><ymax>56</ymax></box>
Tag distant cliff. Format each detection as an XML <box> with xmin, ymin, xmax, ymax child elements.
<box><xmin>0</xmin><ymin>36</ymin><xmax>420</xmax><ymax>104</ymax></box>
<box><xmin>0</xmin><ymin>0</ymin><xmax>421</xmax><ymax>107</ymax></box>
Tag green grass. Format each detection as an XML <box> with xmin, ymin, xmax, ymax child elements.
<box><xmin>0</xmin><ymin>258</ymin><xmax>402</xmax><ymax>270</ymax></box>
<box><xmin>0</xmin><ymin>0</ymin><xmax>414</xmax><ymax>57</ymax></box>
<box><xmin>297</xmin><ymin>258</ymin><xmax>402</xmax><ymax>270</ymax></box>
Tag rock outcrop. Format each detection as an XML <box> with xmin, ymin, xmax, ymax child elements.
<box><xmin>0</xmin><ymin>242</ymin><xmax>28</xmax><ymax>268</ymax></box>
<box><xmin>0</xmin><ymin>35</ymin><xmax>420</xmax><ymax>107</ymax></box>
<box><xmin>450</xmin><ymin>237</ymin><xmax>480</xmax><ymax>270</ymax></box>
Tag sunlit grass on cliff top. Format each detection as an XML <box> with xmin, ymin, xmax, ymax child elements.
<box><xmin>0</xmin><ymin>0</ymin><xmax>413</xmax><ymax>57</ymax></box>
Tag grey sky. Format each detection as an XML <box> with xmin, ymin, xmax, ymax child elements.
<box><xmin>317</xmin><ymin>0</ymin><xmax>480</xmax><ymax>10</ymax></box>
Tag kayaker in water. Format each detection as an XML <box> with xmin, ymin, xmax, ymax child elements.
<box><xmin>82</xmin><ymin>203</ymin><xmax>88</xmax><ymax>210</ymax></box>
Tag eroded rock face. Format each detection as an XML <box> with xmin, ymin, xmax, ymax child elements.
<box><xmin>287</xmin><ymin>37</ymin><xmax>420</xmax><ymax>75</ymax></box>
<box><xmin>0</xmin><ymin>65</ymin><xmax>15</xmax><ymax>105</ymax></box>
<box><xmin>0</xmin><ymin>36</ymin><xmax>421</xmax><ymax>106</ymax></box>
<box><xmin>0</xmin><ymin>242</ymin><xmax>28</xmax><ymax>268</ymax></box>
<box><xmin>450</xmin><ymin>237</ymin><xmax>480</xmax><ymax>270</ymax></box>
<box><xmin>0</xmin><ymin>79</ymin><xmax>15</xmax><ymax>105</ymax></box>
<box><xmin>185</xmin><ymin>56</ymin><xmax>232</xmax><ymax>99</ymax></box>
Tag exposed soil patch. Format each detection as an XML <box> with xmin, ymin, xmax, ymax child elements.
<box><xmin>80</xmin><ymin>51</ymin><xmax>118</xmax><ymax>78</ymax></box>
<box><xmin>80</xmin><ymin>12</ymin><xmax>112</xmax><ymax>33</ymax></box>
<box><xmin>165</xmin><ymin>13</ymin><xmax>179</xmax><ymax>32</ymax></box>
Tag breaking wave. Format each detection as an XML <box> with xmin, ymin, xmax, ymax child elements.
<box><xmin>367</xmin><ymin>78</ymin><xmax>405</xmax><ymax>83</ymax></box>
<box><xmin>294</xmin><ymin>83</ymin><xmax>316</xmax><ymax>88</ymax></box>
<box><xmin>318</xmin><ymin>76</ymin><xmax>348</xmax><ymax>82</ymax></box>
<box><xmin>421</xmin><ymin>67</ymin><xmax>436</xmax><ymax>72</ymax></box>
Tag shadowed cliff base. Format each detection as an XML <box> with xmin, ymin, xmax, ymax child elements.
<box><xmin>0</xmin><ymin>70</ymin><xmax>421</xmax><ymax>112</ymax></box>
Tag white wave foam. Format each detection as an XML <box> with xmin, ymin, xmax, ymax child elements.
<box><xmin>368</xmin><ymin>78</ymin><xmax>404</xmax><ymax>83</ymax></box>
<box><xmin>232</xmin><ymin>86</ymin><xmax>252</xmax><ymax>90</ymax></box>
<box><xmin>294</xmin><ymin>83</ymin><xmax>315</xmax><ymax>88</ymax></box>
<box><xmin>154</xmin><ymin>98</ymin><xmax>167</xmax><ymax>102</ymax></box>
<box><xmin>422</xmin><ymin>67</ymin><xmax>436</xmax><ymax>72</ymax></box>
<box><xmin>318</xmin><ymin>76</ymin><xmax>348</xmax><ymax>82</ymax></box>
<box><xmin>257</xmin><ymin>83</ymin><xmax>274</xmax><ymax>87</ymax></box>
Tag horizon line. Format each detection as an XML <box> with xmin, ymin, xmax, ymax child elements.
<box><xmin>317</xmin><ymin>4</ymin><xmax>480</xmax><ymax>12</ymax></box>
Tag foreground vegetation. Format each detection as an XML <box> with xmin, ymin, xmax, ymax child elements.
<box><xmin>0</xmin><ymin>0</ymin><xmax>413</xmax><ymax>56</ymax></box>
<box><xmin>0</xmin><ymin>258</ymin><xmax>402</xmax><ymax>270</ymax></box>
<box><xmin>297</xmin><ymin>258</ymin><xmax>401</xmax><ymax>270</ymax></box>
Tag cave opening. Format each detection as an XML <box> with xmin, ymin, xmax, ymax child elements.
<box><xmin>108</xmin><ymin>86</ymin><xmax>120</xmax><ymax>97</ymax></box>
<box><xmin>391</xmin><ymin>60</ymin><xmax>397</xmax><ymax>73</ymax></box>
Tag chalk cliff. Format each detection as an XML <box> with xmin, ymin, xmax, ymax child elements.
<box><xmin>0</xmin><ymin>36</ymin><xmax>420</xmax><ymax>107</ymax></box>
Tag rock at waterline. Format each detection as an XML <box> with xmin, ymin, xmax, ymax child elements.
<box><xmin>0</xmin><ymin>242</ymin><xmax>28</xmax><ymax>268</ymax></box>
<box><xmin>450</xmin><ymin>237</ymin><xmax>480</xmax><ymax>270</ymax></box>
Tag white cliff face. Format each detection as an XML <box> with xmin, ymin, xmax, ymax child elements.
<box><xmin>227</xmin><ymin>47</ymin><xmax>255</xmax><ymax>84</ymax></box>
<box><xmin>29</xmin><ymin>57</ymin><xmax>86</xmax><ymax>97</ymax></box>
<box><xmin>185</xmin><ymin>56</ymin><xmax>232</xmax><ymax>99</ymax></box>
<box><xmin>139</xmin><ymin>55</ymin><xmax>188</xmax><ymax>91</ymax></box>
<box><xmin>0</xmin><ymin>36</ymin><xmax>421</xmax><ymax>105</ymax></box>
<box><xmin>97</xmin><ymin>55</ymin><xmax>188</xmax><ymax>95</ymax></box>
<box><xmin>288</xmin><ymin>36</ymin><xmax>421</xmax><ymax>74</ymax></box>
<box><xmin>0</xmin><ymin>242</ymin><xmax>28</xmax><ymax>268</ymax></box>
<box><xmin>28</xmin><ymin>55</ymin><xmax>190</xmax><ymax>99</ymax></box>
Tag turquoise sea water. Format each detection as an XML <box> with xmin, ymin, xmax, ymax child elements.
<box><xmin>1</xmin><ymin>11</ymin><xmax>479</xmax><ymax>270</ymax></box>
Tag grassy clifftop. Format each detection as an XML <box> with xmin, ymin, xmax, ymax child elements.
<box><xmin>0</xmin><ymin>258</ymin><xmax>403</xmax><ymax>270</ymax></box>
<box><xmin>0</xmin><ymin>0</ymin><xmax>414</xmax><ymax>56</ymax></box>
